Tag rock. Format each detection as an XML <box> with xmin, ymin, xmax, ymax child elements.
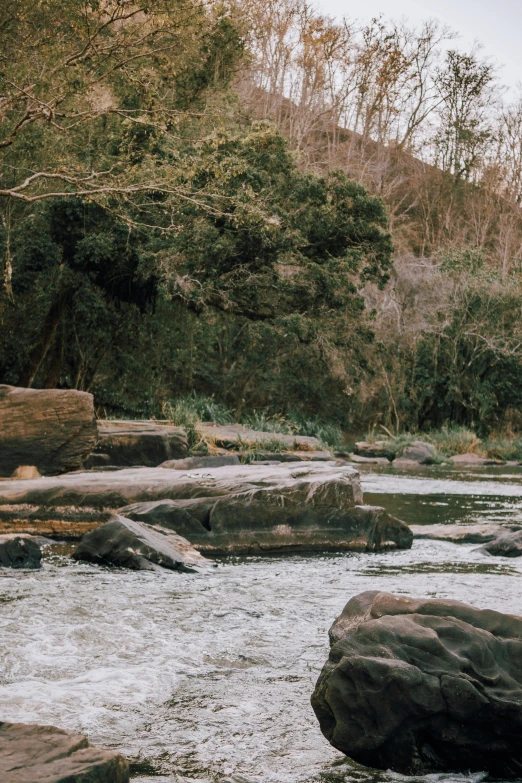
<box><xmin>0</xmin><ymin>720</ymin><xmax>129</xmax><ymax>782</ymax></box>
<box><xmin>0</xmin><ymin>536</ymin><xmax>42</xmax><ymax>568</ymax></box>
<box><xmin>73</xmin><ymin>514</ymin><xmax>211</xmax><ymax>571</ymax></box>
<box><xmin>10</xmin><ymin>466</ymin><xmax>41</xmax><ymax>480</ymax></box>
<box><xmin>84</xmin><ymin>452</ymin><xmax>112</xmax><ymax>469</ymax></box>
<box><xmin>354</xmin><ymin>441</ymin><xmax>394</xmax><ymax>459</ymax></box>
<box><xmin>198</xmin><ymin>422</ymin><xmax>322</xmax><ymax>451</ymax></box>
<box><xmin>311</xmin><ymin>590</ymin><xmax>522</xmax><ymax>777</ymax></box>
<box><xmin>411</xmin><ymin>523</ymin><xmax>522</xmax><ymax>544</ymax></box>
<box><xmin>392</xmin><ymin>458</ymin><xmax>423</xmax><ymax>468</ymax></box>
<box><xmin>120</xmin><ymin>488</ymin><xmax>412</xmax><ymax>557</ymax></box>
<box><xmin>161</xmin><ymin>455</ymin><xmax>241</xmax><ymax>469</ymax></box>
<box><xmin>242</xmin><ymin>451</ymin><xmax>334</xmax><ymax>463</ymax></box>
<box><xmin>348</xmin><ymin>454</ymin><xmax>390</xmax><ymax>465</ymax></box>
<box><xmin>93</xmin><ymin>420</ymin><xmax>188</xmax><ymax>467</ymax></box>
<box><xmin>479</xmin><ymin>529</ymin><xmax>522</xmax><ymax>557</ymax></box>
<box><xmin>0</xmin><ymin>463</ymin><xmax>412</xmax><ymax>554</ymax></box>
<box><xmin>401</xmin><ymin>440</ymin><xmax>436</xmax><ymax>464</ymax></box>
<box><xmin>450</xmin><ymin>453</ymin><xmax>504</xmax><ymax>466</ymax></box>
<box><xmin>0</xmin><ymin>384</ymin><xmax>97</xmax><ymax>477</ymax></box>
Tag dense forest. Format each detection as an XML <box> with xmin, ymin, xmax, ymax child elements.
<box><xmin>2</xmin><ymin>0</ymin><xmax>522</xmax><ymax>438</ymax></box>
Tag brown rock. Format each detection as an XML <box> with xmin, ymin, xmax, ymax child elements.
<box><xmin>0</xmin><ymin>463</ymin><xmax>412</xmax><ymax>554</ymax></box>
<box><xmin>10</xmin><ymin>466</ymin><xmax>41</xmax><ymax>480</ymax></box>
<box><xmin>93</xmin><ymin>420</ymin><xmax>188</xmax><ymax>467</ymax></box>
<box><xmin>0</xmin><ymin>720</ymin><xmax>129</xmax><ymax>782</ymax></box>
<box><xmin>198</xmin><ymin>422</ymin><xmax>322</xmax><ymax>451</ymax></box>
<box><xmin>450</xmin><ymin>453</ymin><xmax>504</xmax><ymax>466</ymax></box>
<box><xmin>0</xmin><ymin>385</ymin><xmax>97</xmax><ymax>477</ymax></box>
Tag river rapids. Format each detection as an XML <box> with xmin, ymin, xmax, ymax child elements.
<box><xmin>2</xmin><ymin>465</ymin><xmax>522</xmax><ymax>783</ymax></box>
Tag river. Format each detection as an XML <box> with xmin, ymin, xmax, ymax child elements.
<box><xmin>1</xmin><ymin>465</ymin><xmax>522</xmax><ymax>783</ymax></box>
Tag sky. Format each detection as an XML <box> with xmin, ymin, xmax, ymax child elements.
<box><xmin>316</xmin><ymin>0</ymin><xmax>522</xmax><ymax>91</ymax></box>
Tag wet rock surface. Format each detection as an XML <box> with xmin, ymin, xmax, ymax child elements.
<box><xmin>161</xmin><ymin>455</ymin><xmax>241</xmax><ymax>470</ymax></box>
<box><xmin>0</xmin><ymin>535</ymin><xmax>42</xmax><ymax>569</ymax></box>
<box><xmin>0</xmin><ymin>385</ymin><xmax>97</xmax><ymax>477</ymax></box>
<box><xmin>479</xmin><ymin>529</ymin><xmax>522</xmax><ymax>557</ymax></box>
<box><xmin>73</xmin><ymin>514</ymin><xmax>210</xmax><ymax>572</ymax></box>
<box><xmin>353</xmin><ymin>441</ymin><xmax>394</xmax><ymax>459</ymax></box>
<box><xmin>312</xmin><ymin>590</ymin><xmax>522</xmax><ymax>777</ymax></box>
<box><xmin>0</xmin><ymin>720</ymin><xmax>129</xmax><ymax>782</ymax></box>
<box><xmin>411</xmin><ymin>523</ymin><xmax>522</xmax><ymax>543</ymax></box>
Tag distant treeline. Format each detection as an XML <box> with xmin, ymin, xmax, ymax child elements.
<box><xmin>1</xmin><ymin>0</ymin><xmax>522</xmax><ymax>435</ymax></box>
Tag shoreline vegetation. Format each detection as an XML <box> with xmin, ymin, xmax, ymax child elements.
<box><xmin>104</xmin><ymin>392</ymin><xmax>522</xmax><ymax>464</ymax></box>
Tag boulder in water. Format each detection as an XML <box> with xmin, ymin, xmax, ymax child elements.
<box><xmin>73</xmin><ymin>514</ymin><xmax>211</xmax><ymax>572</ymax></box>
<box><xmin>0</xmin><ymin>720</ymin><xmax>129</xmax><ymax>782</ymax></box>
<box><xmin>401</xmin><ymin>441</ymin><xmax>436</xmax><ymax>464</ymax></box>
<box><xmin>0</xmin><ymin>385</ymin><xmax>97</xmax><ymax>477</ymax></box>
<box><xmin>478</xmin><ymin>529</ymin><xmax>522</xmax><ymax>557</ymax></box>
<box><xmin>312</xmin><ymin>590</ymin><xmax>522</xmax><ymax>777</ymax></box>
<box><xmin>0</xmin><ymin>536</ymin><xmax>42</xmax><ymax>569</ymax></box>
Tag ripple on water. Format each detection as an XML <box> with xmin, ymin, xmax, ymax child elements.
<box><xmin>1</xmin><ymin>470</ymin><xmax>522</xmax><ymax>782</ymax></box>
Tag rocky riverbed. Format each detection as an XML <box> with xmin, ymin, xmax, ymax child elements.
<box><xmin>2</xmin><ymin>466</ymin><xmax>522</xmax><ymax>782</ymax></box>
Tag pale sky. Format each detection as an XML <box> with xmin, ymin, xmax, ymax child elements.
<box><xmin>317</xmin><ymin>0</ymin><xmax>522</xmax><ymax>91</ymax></box>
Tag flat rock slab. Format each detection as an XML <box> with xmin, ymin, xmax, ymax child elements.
<box><xmin>450</xmin><ymin>453</ymin><xmax>504</xmax><ymax>466</ymax></box>
<box><xmin>92</xmin><ymin>420</ymin><xmax>188</xmax><ymax>467</ymax></box>
<box><xmin>0</xmin><ymin>463</ymin><xmax>412</xmax><ymax>554</ymax></box>
<box><xmin>0</xmin><ymin>536</ymin><xmax>42</xmax><ymax>568</ymax></box>
<box><xmin>479</xmin><ymin>529</ymin><xmax>522</xmax><ymax>557</ymax></box>
<box><xmin>348</xmin><ymin>454</ymin><xmax>390</xmax><ymax>465</ymax></box>
<box><xmin>0</xmin><ymin>720</ymin><xmax>129</xmax><ymax>782</ymax></box>
<box><xmin>312</xmin><ymin>590</ymin><xmax>522</xmax><ymax>777</ymax></box>
<box><xmin>198</xmin><ymin>422</ymin><xmax>321</xmax><ymax>451</ymax></box>
<box><xmin>410</xmin><ymin>523</ymin><xmax>522</xmax><ymax>544</ymax></box>
<box><xmin>0</xmin><ymin>385</ymin><xmax>97</xmax><ymax>477</ymax></box>
<box><xmin>161</xmin><ymin>455</ymin><xmax>241</xmax><ymax>470</ymax></box>
<box><xmin>73</xmin><ymin>514</ymin><xmax>211</xmax><ymax>571</ymax></box>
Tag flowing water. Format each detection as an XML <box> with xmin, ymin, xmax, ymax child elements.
<box><xmin>2</xmin><ymin>465</ymin><xmax>522</xmax><ymax>783</ymax></box>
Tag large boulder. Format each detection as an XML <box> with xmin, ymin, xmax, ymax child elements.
<box><xmin>401</xmin><ymin>440</ymin><xmax>436</xmax><ymax>464</ymax></box>
<box><xmin>312</xmin><ymin>590</ymin><xmax>522</xmax><ymax>777</ymax></box>
<box><xmin>0</xmin><ymin>536</ymin><xmax>42</xmax><ymax>569</ymax></box>
<box><xmin>0</xmin><ymin>720</ymin><xmax>129</xmax><ymax>782</ymax></box>
<box><xmin>0</xmin><ymin>463</ymin><xmax>412</xmax><ymax>554</ymax></box>
<box><xmin>73</xmin><ymin>514</ymin><xmax>211</xmax><ymax>571</ymax></box>
<box><xmin>0</xmin><ymin>385</ymin><xmax>97</xmax><ymax>477</ymax></box>
<box><xmin>479</xmin><ymin>529</ymin><xmax>522</xmax><ymax>557</ymax></box>
<box><xmin>92</xmin><ymin>420</ymin><xmax>188</xmax><ymax>467</ymax></box>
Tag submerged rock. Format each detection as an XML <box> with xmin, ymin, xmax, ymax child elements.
<box><xmin>411</xmin><ymin>523</ymin><xmax>522</xmax><ymax>544</ymax></box>
<box><xmin>312</xmin><ymin>590</ymin><xmax>522</xmax><ymax>777</ymax></box>
<box><xmin>0</xmin><ymin>384</ymin><xmax>97</xmax><ymax>477</ymax></box>
<box><xmin>0</xmin><ymin>720</ymin><xmax>129</xmax><ymax>782</ymax></box>
<box><xmin>73</xmin><ymin>514</ymin><xmax>211</xmax><ymax>572</ymax></box>
<box><xmin>0</xmin><ymin>536</ymin><xmax>41</xmax><ymax>569</ymax></box>
<box><xmin>92</xmin><ymin>420</ymin><xmax>188</xmax><ymax>467</ymax></box>
<box><xmin>478</xmin><ymin>529</ymin><xmax>522</xmax><ymax>557</ymax></box>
